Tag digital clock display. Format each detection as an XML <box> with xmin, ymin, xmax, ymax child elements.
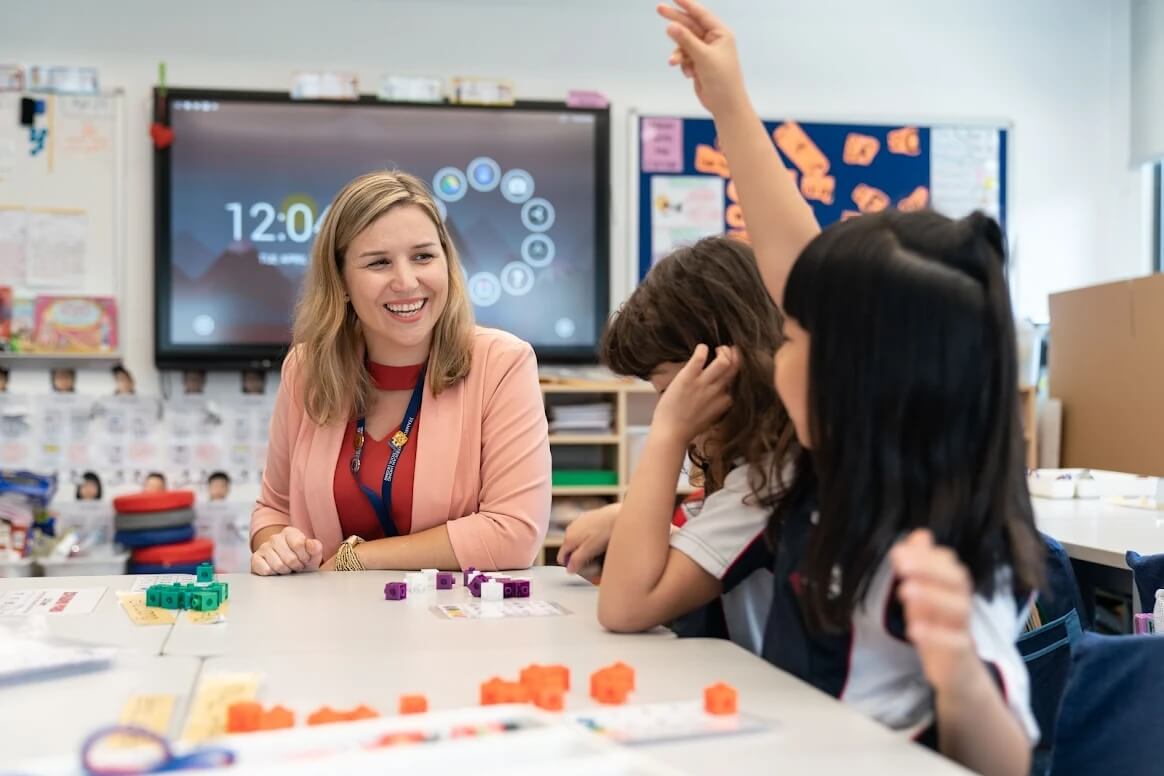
<box><xmin>163</xmin><ymin>97</ymin><xmax>606</xmax><ymax>360</ymax></box>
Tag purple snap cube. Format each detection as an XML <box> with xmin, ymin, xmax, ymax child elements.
<box><xmin>436</xmin><ymin>572</ymin><xmax>456</xmax><ymax>590</ymax></box>
<box><xmin>502</xmin><ymin>581</ymin><xmax>517</xmax><ymax>599</ymax></box>
<box><xmin>463</xmin><ymin>567</ymin><xmax>478</xmax><ymax>586</ymax></box>
<box><xmin>384</xmin><ymin>581</ymin><xmax>408</xmax><ymax>601</ymax></box>
<box><xmin>515</xmin><ymin>580</ymin><xmax>530</xmax><ymax>598</ymax></box>
<box><xmin>468</xmin><ymin>574</ymin><xmax>490</xmax><ymax>598</ymax></box>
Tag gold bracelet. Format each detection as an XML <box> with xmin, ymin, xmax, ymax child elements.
<box><xmin>335</xmin><ymin>535</ymin><xmax>366</xmax><ymax>571</ymax></box>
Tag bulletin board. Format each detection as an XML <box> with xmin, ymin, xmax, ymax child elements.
<box><xmin>0</xmin><ymin>91</ymin><xmax>125</xmax><ymax>339</ymax></box>
<box><xmin>632</xmin><ymin>113</ymin><xmax>1008</xmax><ymax>281</ymax></box>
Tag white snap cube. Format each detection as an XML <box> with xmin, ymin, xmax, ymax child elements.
<box><xmin>421</xmin><ymin>568</ymin><xmax>439</xmax><ymax>586</ymax></box>
<box><xmin>481</xmin><ymin>580</ymin><xmax>504</xmax><ymax>602</ymax></box>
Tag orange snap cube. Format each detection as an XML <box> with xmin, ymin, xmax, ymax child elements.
<box><xmin>307</xmin><ymin>706</ymin><xmax>342</xmax><ymax>726</ymax></box>
<box><xmin>520</xmin><ymin>663</ymin><xmax>570</xmax><ymax>693</ymax></box>
<box><xmin>499</xmin><ymin>681</ymin><xmax>530</xmax><ymax>704</ymax></box>
<box><xmin>704</xmin><ymin>682</ymin><xmax>738</xmax><ymax>715</ymax></box>
<box><xmin>520</xmin><ymin>664</ymin><xmax>546</xmax><ymax>688</ymax></box>
<box><xmin>347</xmin><ymin>704</ymin><xmax>379</xmax><ymax>721</ymax></box>
<box><xmin>399</xmin><ymin>694</ymin><xmax>428</xmax><ymax>715</ymax></box>
<box><xmin>607</xmin><ymin>661</ymin><xmax>635</xmax><ymax>691</ymax></box>
<box><xmin>590</xmin><ymin>667</ymin><xmax>631</xmax><ymax>705</ymax></box>
<box><xmin>532</xmin><ymin>686</ymin><xmax>565</xmax><ymax>711</ymax></box>
<box><xmin>543</xmin><ymin>664</ymin><xmax>570</xmax><ymax>692</ymax></box>
<box><xmin>480</xmin><ymin>677</ymin><xmax>506</xmax><ymax>705</ymax></box>
<box><xmin>225</xmin><ymin>701</ymin><xmax>262</xmax><ymax>733</ymax></box>
<box><xmin>258</xmin><ymin>705</ymin><xmax>295</xmax><ymax>730</ymax></box>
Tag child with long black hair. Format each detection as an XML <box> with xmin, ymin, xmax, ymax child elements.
<box><xmin>659</xmin><ymin>3</ymin><xmax>1043</xmax><ymax>774</ymax></box>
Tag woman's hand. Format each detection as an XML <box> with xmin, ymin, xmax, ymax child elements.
<box><xmin>558</xmin><ymin>503</ymin><xmax>620</xmax><ymax>574</ymax></box>
<box><xmin>657</xmin><ymin>0</ymin><xmax>749</xmax><ymax>116</ymax></box>
<box><xmin>653</xmin><ymin>345</ymin><xmax>739</xmax><ymax>446</ymax></box>
<box><xmin>251</xmin><ymin>526</ymin><xmax>323</xmax><ymax>576</ymax></box>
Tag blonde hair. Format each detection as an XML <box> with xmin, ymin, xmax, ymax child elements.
<box><xmin>292</xmin><ymin>170</ymin><xmax>474</xmax><ymax>425</ymax></box>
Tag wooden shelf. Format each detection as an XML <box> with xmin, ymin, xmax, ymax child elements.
<box><xmin>616</xmin><ymin>483</ymin><xmax>701</xmax><ymax>496</ymax></box>
<box><xmin>540</xmin><ymin>381</ymin><xmax>633</xmax><ymax>394</ymax></box>
<box><xmin>0</xmin><ymin>352</ymin><xmax>123</xmax><ymax>369</ymax></box>
<box><xmin>551</xmin><ymin>485</ymin><xmax>621</xmax><ymax>496</ymax></box>
<box><xmin>548</xmin><ymin>434</ymin><xmax>619</xmax><ymax>445</ymax></box>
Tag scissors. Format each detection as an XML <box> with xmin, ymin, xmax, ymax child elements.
<box><xmin>80</xmin><ymin>725</ymin><xmax>234</xmax><ymax>775</ymax></box>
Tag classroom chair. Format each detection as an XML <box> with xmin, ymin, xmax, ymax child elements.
<box><xmin>1124</xmin><ymin>550</ymin><xmax>1164</xmax><ymax>613</ymax></box>
<box><xmin>1019</xmin><ymin>533</ymin><xmax>1088</xmax><ymax>776</ymax></box>
<box><xmin>1047</xmin><ymin>632</ymin><xmax>1164</xmax><ymax>776</ymax></box>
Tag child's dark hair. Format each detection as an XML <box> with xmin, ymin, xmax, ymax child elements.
<box><xmin>208</xmin><ymin>471</ymin><xmax>230</xmax><ymax>485</ymax></box>
<box><xmin>772</xmin><ymin>209</ymin><xmax>1043</xmax><ymax>632</ymax></box>
<box><xmin>76</xmin><ymin>471</ymin><xmax>102</xmax><ymax>500</ymax></box>
<box><xmin>602</xmin><ymin>236</ymin><xmax>795</xmax><ymax>501</ymax></box>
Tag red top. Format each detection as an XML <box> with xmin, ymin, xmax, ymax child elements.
<box><xmin>333</xmin><ymin>361</ymin><xmax>424</xmax><ymax>539</ymax></box>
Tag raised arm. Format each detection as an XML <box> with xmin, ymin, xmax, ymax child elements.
<box><xmin>658</xmin><ymin>0</ymin><xmax>820</xmax><ymax>306</ymax></box>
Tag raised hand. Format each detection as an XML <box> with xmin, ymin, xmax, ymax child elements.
<box><xmin>657</xmin><ymin>0</ymin><xmax>749</xmax><ymax>116</ymax></box>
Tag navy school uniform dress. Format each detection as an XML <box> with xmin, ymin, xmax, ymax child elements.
<box><xmin>761</xmin><ymin>501</ymin><xmax>1039</xmax><ymax>749</ymax></box>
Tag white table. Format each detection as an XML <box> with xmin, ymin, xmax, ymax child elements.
<box><xmin>1033</xmin><ymin>497</ymin><xmax>1164</xmax><ymax>569</ymax></box>
<box><xmin>0</xmin><ymin>569</ymin><xmax>968</xmax><ymax>773</ymax></box>
<box><xmin>200</xmin><ymin>638</ymin><xmax>965</xmax><ymax>775</ymax></box>
<box><xmin>162</xmin><ymin>567</ymin><xmax>674</xmax><ymax>657</ymax></box>
<box><xmin>0</xmin><ymin>574</ymin><xmax>174</xmax><ymax>653</ymax></box>
<box><xmin>1</xmin><ymin>654</ymin><xmax>200</xmax><ymax>763</ymax></box>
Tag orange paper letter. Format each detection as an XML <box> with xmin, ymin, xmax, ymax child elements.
<box><xmin>800</xmin><ymin>174</ymin><xmax>836</xmax><ymax>205</ymax></box>
<box><xmin>887</xmin><ymin>127</ymin><xmax>920</xmax><ymax>157</ymax></box>
<box><xmin>694</xmin><ymin>144</ymin><xmax>731</xmax><ymax>178</ymax></box>
<box><xmin>773</xmin><ymin>122</ymin><xmax>829</xmax><ymax>176</ymax></box>
<box><xmin>842</xmin><ymin>133</ymin><xmax>880</xmax><ymax>166</ymax></box>
<box><xmin>851</xmin><ymin>184</ymin><xmax>890</xmax><ymax>213</ymax></box>
<box><xmin>897</xmin><ymin>186</ymin><xmax>929</xmax><ymax>212</ymax></box>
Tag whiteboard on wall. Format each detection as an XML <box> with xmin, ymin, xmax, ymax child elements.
<box><xmin>0</xmin><ymin>91</ymin><xmax>125</xmax><ymax>302</ymax></box>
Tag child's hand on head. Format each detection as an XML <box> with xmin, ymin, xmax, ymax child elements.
<box><xmin>891</xmin><ymin>530</ymin><xmax>979</xmax><ymax>696</ymax></box>
<box><xmin>558</xmin><ymin>502</ymin><xmax>620</xmax><ymax>575</ymax></box>
<box><xmin>657</xmin><ymin>0</ymin><xmax>747</xmax><ymax>115</ymax></box>
<box><xmin>654</xmin><ymin>345</ymin><xmax>739</xmax><ymax>444</ymax></box>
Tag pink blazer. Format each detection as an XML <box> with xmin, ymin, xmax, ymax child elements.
<box><xmin>251</xmin><ymin>327</ymin><xmax>551</xmax><ymax>570</ymax></box>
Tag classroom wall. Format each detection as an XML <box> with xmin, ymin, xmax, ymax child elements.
<box><xmin>1131</xmin><ymin>0</ymin><xmax>1164</xmax><ymax>164</ymax></box>
<box><xmin>0</xmin><ymin>0</ymin><xmax>1149</xmax><ymax>394</ymax></box>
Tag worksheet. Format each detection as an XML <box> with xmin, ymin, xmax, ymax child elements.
<box><xmin>0</xmin><ymin>587</ymin><xmax>106</xmax><ymax>616</ymax></box>
<box><xmin>434</xmin><ymin>600</ymin><xmax>571</xmax><ymax>619</ymax></box>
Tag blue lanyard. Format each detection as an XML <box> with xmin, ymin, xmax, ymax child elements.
<box><xmin>350</xmin><ymin>365</ymin><xmax>426</xmax><ymax>538</ymax></box>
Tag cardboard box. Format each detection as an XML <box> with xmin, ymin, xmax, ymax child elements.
<box><xmin>1048</xmin><ymin>274</ymin><xmax>1164</xmax><ymax>475</ymax></box>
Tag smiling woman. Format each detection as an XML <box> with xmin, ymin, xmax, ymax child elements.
<box><xmin>250</xmin><ymin>170</ymin><xmax>551</xmax><ymax>575</ymax></box>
